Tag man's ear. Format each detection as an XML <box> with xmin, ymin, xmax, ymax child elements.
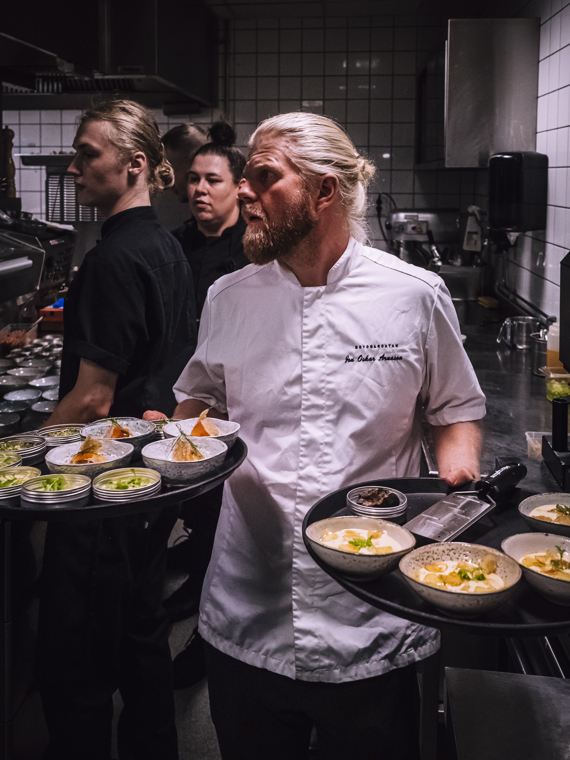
<box><xmin>127</xmin><ymin>150</ymin><xmax>148</xmax><ymax>179</ymax></box>
<box><xmin>315</xmin><ymin>174</ymin><xmax>339</xmax><ymax>212</ymax></box>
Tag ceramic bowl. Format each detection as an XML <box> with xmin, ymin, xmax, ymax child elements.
<box><xmin>7</xmin><ymin>367</ymin><xmax>45</xmax><ymax>381</ymax></box>
<box><xmin>141</xmin><ymin>437</ymin><xmax>227</xmax><ymax>485</ymax></box>
<box><xmin>3</xmin><ymin>388</ymin><xmax>42</xmax><ymax>404</ymax></box>
<box><xmin>14</xmin><ymin>357</ymin><xmax>54</xmax><ymax>372</ymax></box>
<box><xmin>29</xmin><ymin>375</ymin><xmax>60</xmax><ymax>389</ymax></box>
<box><xmin>0</xmin><ymin>375</ymin><xmax>30</xmax><ymax>394</ymax></box>
<box><xmin>80</xmin><ymin>417</ymin><xmax>157</xmax><ymax>455</ymax></box>
<box><xmin>399</xmin><ymin>542</ymin><xmax>521</xmax><ymax>617</ymax></box>
<box><xmin>0</xmin><ymin>400</ymin><xmax>29</xmax><ymax>419</ymax></box>
<box><xmin>305</xmin><ymin>515</ymin><xmax>416</xmax><ymax>580</ymax></box>
<box><xmin>0</xmin><ymin>359</ymin><xmax>15</xmax><ymax>372</ymax></box>
<box><xmin>502</xmin><ymin>533</ymin><xmax>570</xmax><ymax>606</ymax></box>
<box><xmin>45</xmin><ymin>439</ymin><xmax>134</xmax><ymax>478</ymax></box>
<box><xmin>42</xmin><ymin>388</ymin><xmax>59</xmax><ymax>401</ymax></box>
<box><xmin>0</xmin><ymin>413</ymin><xmax>19</xmax><ymax>438</ymax></box>
<box><xmin>164</xmin><ymin>418</ymin><xmax>240</xmax><ymax>449</ymax></box>
<box><xmin>518</xmin><ymin>493</ymin><xmax>570</xmax><ymax>538</ymax></box>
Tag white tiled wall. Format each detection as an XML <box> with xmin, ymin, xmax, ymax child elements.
<box><xmin>2</xmin><ymin>14</ymin><xmax>485</xmax><ymax>252</ymax></box>
<box><xmin>488</xmin><ymin>0</ymin><xmax>570</xmax><ymax>320</ymax></box>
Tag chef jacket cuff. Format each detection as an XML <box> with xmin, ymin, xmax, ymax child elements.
<box><xmin>65</xmin><ymin>338</ymin><xmax>130</xmax><ymax>376</ymax></box>
<box><xmin>425</xmin><ymin>403</ymin><xmax>486</xmax><ymax>427</ymax></box>
<box><xmin>173</xmin><ymin>389</ymin><xmax>227</xmax><ymax>414</ymax></box>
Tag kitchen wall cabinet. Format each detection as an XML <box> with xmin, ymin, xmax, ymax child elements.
<box><xmin>417</xmin><ymin>18</ymin><xmax>540</xmax><ymax>169</ymax></box>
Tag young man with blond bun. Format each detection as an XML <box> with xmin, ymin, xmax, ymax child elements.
<box><xmin>148</xmin><ymin>112</ymin><xmax>485</xmax><ymax>760</ymax></box>
<box><xmin>38</xmin><ymin>99</ymin><xmax>197</xmax><ymax>760</ymax></box>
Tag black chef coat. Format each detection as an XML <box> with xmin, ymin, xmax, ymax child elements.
<box><xmin>60</xmin><ymin>206</ymin><xmax>197</xmax><ymax>417</ymax></box>
<box><xmin>172</xmin><ymin>215</ymin><xmax>248</xmax><ymax>318</ymax></box>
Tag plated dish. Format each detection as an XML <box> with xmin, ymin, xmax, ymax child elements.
<box><xmin>0</xmin><ymin>466</ymin><xmax>42</xmax><ymax>505</ymax></box>
<box><xmin>305</xmin><ymin>515</ymin><xmax>416</xmax><ymax>580</ymax></box>
<box><xmin>45</xmin><ymin>438</ymin><xmax>134</xmax><ymax>477</ymax></box>
<box><xmin>518</xmin><ymin>493</ymin><xmax>570</xmax><ymax>538</ymax></box>
<box><xmin>399</xmin><ymin>543</ymin><xmax>521</xmax><ymax>617</ymax></box>
<box><xmin>164</xmin><ymin>412</ymin><xmax>240</xmax><ymax>449</ymax></box>
<box><xmin>142</xmin><ymin>432</ymin><xmax>227</xmax><ymax>485</ymax></box>
<box><xmin>502</xmin><ymin>533</ymin><xmax>570</xmax><ymax>606</ymax></box>
<box><xmin>81</xmin><ymin>417</ymin><xmax>156</xmax><ymax>454</ymax></box>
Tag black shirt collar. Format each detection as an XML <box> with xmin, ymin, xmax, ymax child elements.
<box><xmin>101</xmin><ymin>206</ymin><xmax>157</xmax><ymax>239</ymax></box>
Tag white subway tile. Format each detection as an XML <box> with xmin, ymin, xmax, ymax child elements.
<box><xmin>560</xmin><ymin>46</ymin><xmax>570</xmax><ymax>86</ymax></box>
<box><xmin>538</xmin><ymin>95</ymin><xmax>549</xmax><ymax>131</ymax></box>
<box><xmin>561</xmin><ymin>4</ymin><xmax>570</xmax><ymax>46</ymax></box>
<box><xmin>549</xmin><ymin>50</ymin><xmax>560</xmax><ymax>91</ymax></box>
<box><xmin>41</xmin><ymin>124</ymin><xmax>62</xmax><ymax>147</ymax></box>
<box><xmin>2</xmin><ymin>110</ymin><xmax>19</xmax><ymax>124</ymax></box>
<box><xmin>548</xmin><ymin>90</ymin><xmax>560</xmax><ymax>125</ymax></box>
<box><xmin>547</xmin><ymin>127</ymin><xmax>558</xmax><ymax>160</ymax></box>
<box><xmin>537</xmin><ymin>131</ymin><xmax>549</xmax><ymax>154</ymax></box>
<box><xmin>540</xmin><ymin>18</ymin><xmax>552</xmax><ymax>59</ymax></box>
<box><xmin>19</xmin><ymin>124</ymin><xmax>40</xmax><ymax>148</ymax></box>
<box><xmin>39</xmin><ymin>110</ymin><xmax>61</xmax><ymax>125</ymax></box>
<box><xmin>559</xmin><ymin>87</ymin><xmax>570</xmax><ymax>128</ymax></box>
<box><xmin>552</xmin><ymin>10</ymin><xmax>562</xmax><ymax>51</ymax></box>
<box><xmin>19</xmin><ymin>110</ymin><xmax>40</xmax><ymax>125</ymax></box>
<box><xmin>539</xmin><ymin>57</ymin><xmax>549</xmax><ymax>95</ymax></box>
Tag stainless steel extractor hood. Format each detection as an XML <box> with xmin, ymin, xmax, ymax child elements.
<box><xmin>1</xmin><ymin>0</ymin><xmax>219</xmax><ymax>111</ymax></box>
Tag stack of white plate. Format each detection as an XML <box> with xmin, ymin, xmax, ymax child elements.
<box><xmin>20</xmin><ymin>474</ymin><xmax>91</xmax><ymax>508</ymax></box>
<box><xmin>93</xmin><ymin>467</ymin><xmax>161</xmax><ymax>502</ymax></box>
<box><xmin>346</xmin><ymin>485</ymin><xmax>408</xmax><ymax>523</ymax></box>
<box><xmin>38</xmin><ymin>424</ymin><xmax>83</xmax><ymax>447</ymax></box>
<box><xmin>0</xmin><ymin>434</ymin><xmax>46</xmax><ymax>465</ymax></box>
<box><xmin>0</xmin><ymin>466</ymin><xmax>42</xmax><ymax>506</ymax></box>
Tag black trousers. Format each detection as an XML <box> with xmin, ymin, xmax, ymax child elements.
<box><xmin>178</xmin><ymin>483</ymin><xmax>223</xmax><ymax>578</ymax></box>
<box><xmin>205</xmin><ymin>643</ymin><xmax>421</xmax><ymax>760</ymax></box>
<box><xmin>36</xmin><ymin>507</ymin><xmax>180</xmax><ymax>760</ymax></box>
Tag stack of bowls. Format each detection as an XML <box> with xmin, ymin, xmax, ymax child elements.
<box><xmin>346</xmin><ymin>485</ymin><xmax>408</xmax><ymax>524</ymax></box>
<box><xmin>93</xmin><ymin>467</ymin><xmax>161</xmax><ymax>502</ymax></box>
<box><xmin>20</xmin><ymin>474</ymin><xmax>92</xmax><ymax>509</ymax></box>
<box><xmin>0</xmin><ymin>466</ymin><xmax>42</xmax><ymax>506</ymax></box>
<box><xmin>0</xmin><ymin>434</ymin><xmax>46</xmax><ymax>465</ymax></box>
<box><xmin>39</xmin><ymin>424</ymin><xmax>83</xmax><ymax>447</ymax></box>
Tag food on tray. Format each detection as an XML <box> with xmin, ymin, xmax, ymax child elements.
<box><xmin>104</xmin><ymin>419</ymin><xmax>132</xmax><ymax>439</ymax></box>
<box><xmin>412</xmin><ymin>555</ymin><xmax>504</xmax><ymax>593</ymax></box>
<box><xmin>190</xmin><ymin>409</ymin><xmax>220</xmax><ymax>437</ymax></box>
<box><xmin>520</xmin><ymin>545</ymin><xmax>570</xmax><ymax>581</ymax></box>
<box><xmin>350</xmin><ymin>487</ymin><xmax>400</xmax><ymax>508</ymax></box>
<box><xmin>31</xmin><ymin>475</ymin><xmax>72</xmax><ymax>492</ymax></box>
<box><xmin>0</xmin><ymin>439</ymin><xmax>36</xmax><ymax>452</ymax></box>
<box><xmin>0</xmin><ymin>470</ymin><xmax>36</xmax><ymax>488</ymax></box>
<box><xmin>171</xmin><ymin>429</ymin><xmax>205</xmax><ymax>462</ymax></box>
<box><xmin>319</xmin><ymin>527</ymin><xmax>400</xmax><ymax>555</ymax></box>
<box><xmin>0</xmin><ymin>454</ymin><xmax>20</xmax><ymax>467</ymax></box>
<box><xmin>100</xmin><ymin>470</ymin><xmax>155</xmax><ymax>490</ymax></box>
<box><xmin>529</xmin><ymin>503</ymin><xmax>570</xmax><ymax>526</ymax></box>
<box><xmin>45</xmin><ymin>427</ymin><xmax>81</xmax><ymax>438</ymax></box>
<box><xmin>71</xmin><ymin>436</ymin><xmax>106</xmax><ymax>464</ymax></box>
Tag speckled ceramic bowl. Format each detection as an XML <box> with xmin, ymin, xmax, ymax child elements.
<box><xmin>164</xmin><ymin>418</ymin><xmax>240</xmax><ymax>449</ymax></box>
<box><xmin>7</xmin><ymin>367</ymin><xmax>45</xmax><ymax>381</ymax></box>
<box><xmin>305</xmin><ymin>515</ymin><xmax>416</xmax><ymax>580</ymax></box>
<box><xmin>45</xmin><ymin>439</ymin><xmax>134</xmax><ymax>478</ymax></box>
<box><xmin>29</xmin><ymin>375</ymin><xmax>60</xmax><ymax>389</ymax></box>
<box><xmin>141</xmin><ymin>437</ymin><xmax>227</xmax><ymax>485</ymax></box>
<box><xmin>0</xmin><ymin>375</ymin><xmax>30</xmax><ymax>394</ymax></box>
<box><xmin>399</xmin><ymin>542</ymin><xmax>521</xmax><ymax>617</ymax></box>
<box><xmin>502</xmin><ymin>533</ymin><xmax>570</xmax><ymax>606</ymax></box>
<box><xmin>518</xmin><ymin>493</ymin><xmax>570</xmax><ymax>538</ymax></box>
<box><xmin>3</xmin><ymin>388</ymin><xmax>42</xmax><ymax>404</ymax></box>
<box><xmin>80</xmin><ymin>417</ymin><xmax>157</xmax><ymax>455</ymax></box>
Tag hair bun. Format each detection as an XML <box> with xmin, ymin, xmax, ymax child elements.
<box><xmin>208</xmin><ymin>120</ymin><xmax>237</xmax><ymax>147</ymax></box>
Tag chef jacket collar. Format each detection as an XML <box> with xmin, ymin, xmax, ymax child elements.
<box><xmin>276</xmin><ymin>237</ymin><xmax>357</xmax><ymax>288</ymax></box>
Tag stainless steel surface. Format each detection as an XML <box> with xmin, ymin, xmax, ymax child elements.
<box><xmin>445</xmin><ymin>18</ymin><xmax>539</xmax><ymax>168</ymax></box>
<box><xmin>385</xmin><ymin>209</ymin><xmax>460</xmax><ymax>244</ymax></box>
<box><xmin>403</xmin><ymin>491</ymin><xmax>496</xmax><ymax>542</ymax></box>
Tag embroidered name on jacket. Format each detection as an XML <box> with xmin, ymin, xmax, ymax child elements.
<box><xmin>344</xmin><ymin>342</ymin><xmax>404</xmax><ymax>364</ymax></box>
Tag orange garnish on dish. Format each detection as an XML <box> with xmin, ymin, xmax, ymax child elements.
<box><xmin>71</xmin><ymin>436</ymin><xmax>107</xmax><ymax>464</ymax></box>
<box><xmin>190</xmin><ymin>409</ymin><xmax>219</xmax><ymax>437</ymax></box>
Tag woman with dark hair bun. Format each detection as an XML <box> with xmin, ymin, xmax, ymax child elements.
<box><xmin>164</xmin><ymin>121</ymin><xmax>248</xmax><ymax>686</ymax></box>
<box><xmin>171</xmin><ymin>120</ymin><xmax>248</xmax><ymax>318</ymax></box>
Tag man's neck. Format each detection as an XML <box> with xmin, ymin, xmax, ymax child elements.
<box><xmin>99</xmin><ymin>187</ymin><xmax>151</xmax><ymax>219</ymax></box>
<box><xmin>196</xmin><ymin>206</ymin><xmax>240</xmax><ymax>238</ymax></box>
<box><xmin>279</xmin><ymin>228</ymin><xmax>350</xmax><ymax>287</ymax></box>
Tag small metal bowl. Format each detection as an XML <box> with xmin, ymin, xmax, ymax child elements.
<box><xmin>39</xmin><ymin>424</ymin><xmax>83</xmax><ymax>447</ymax></box>
<box><xmin>93</xmin><ymin>467</ymin><xmax>162</xmax><ymax>502</ymax></box>
<box><xmin>0</xmin><ymin>453</ymin><xmax>22</xmax><ymax>468</ymax></box>
<box><xmin>0</xmin><ymin>434</ymin><xmax>46</xmax><ymax>465</ymax></box>
<box><xmin>346</xmin><ymin>486</ymin><xmax>408</xmax><ymax>524</ymax></box>
<box><xmin>20</xmin><ymin>473</ymin><xmax>92</xmax><ymax>509</ymax></box>
<box><xmin>0</xmin><ymin>466</ymin><xmax>42</xmax><ymax>506</ymax></box>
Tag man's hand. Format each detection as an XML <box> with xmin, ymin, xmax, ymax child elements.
<box><xmin>431</xmin><ymin>420</ymin><xmax>482</xmax><ymax>487</ymax></box>
<box><xmin>143</xmin><ymin>410</ymin><xmax>168</xmax><ymax>421</ymax></box>
<box><xmin>143</xmin><ymin>400</ymin><xmax>228</xmax><ymax>421</ymax></box>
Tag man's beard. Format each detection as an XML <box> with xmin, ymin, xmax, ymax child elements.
<box><xmin>242</xmin><ymin>190</ymin><xmax>317</xmax><ymax>266</ymax></box>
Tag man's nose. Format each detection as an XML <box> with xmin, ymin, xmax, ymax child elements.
<box><xmin>237</xmin><ymin>178</ymin><xmax>255</xmax><ymax>202</ymax></box>
<box><xmin>67</xmin><ymin>155</ymin><xmax>80</xmax><ymax>175</ymax></box>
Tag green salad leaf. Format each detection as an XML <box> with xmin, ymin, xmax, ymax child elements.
<box><xmin>33</xmin><ymin>475</ymin><xmax>70</xmax><ymax>491</ymax></box>
<box><xmin>348</xmin><ymin>536</ymin><xmax>373</xmax><ymax>549</ymax></box>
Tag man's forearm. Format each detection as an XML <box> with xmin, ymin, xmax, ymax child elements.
<box><xmin>431</xmin><ymin>420</ymin><xmax>483</xmax><ymax>486</ymax></box>
<box><xmin>173</xmin><ymin>398</ymin><xmax>228</xmax><ymax>421</ymax></box>
<box><xmin>42</xmin><ymin>386</ymin><xmax>113</xmax><ymax>426</ymax></box>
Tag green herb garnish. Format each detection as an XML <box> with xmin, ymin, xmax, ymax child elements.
<box><xmin>555</xmin><ymin>504</ymin><xmax>570</xmax><ymax>516</ymax></box>
<box><xmin>348</xmin><ymin>536</ymin><xmax>373</xmax><ymax>549</ymax></box>
<box><xmin>0</xmin><ymin>472</ymin><xmax>29</xmax><ymax>488</ymax></box>
<box><xmin>47</xmin><ymin>428</ymin><xmax>80</xmax><ymax>437</ymax></box>
<box><xmin>103</xmin><ymin>469</ymin><xmax>153</xmax><ymax>490</ymax></box>
<box><xmin>0</xmin><ymin>440</ymin><xmax>35</xmax><ymax>452</ymax></box>
<box><xmin>457</xmin><ymin>567</ymin><xmax>486</xmax><ymax>582</ymax></box>
<box><xmin>177</xmin><ymin>427</ymin><xmax>204</xmax><ymax>459</ymax></box>
<box><xmin>33</xmin><ymin>475</ymin><xmax>69</xmax><ymax>491</ymax></box>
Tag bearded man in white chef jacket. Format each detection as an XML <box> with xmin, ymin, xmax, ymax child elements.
<box><xmin>146</xmin><ymin>112</ymin><xmax>485</xmax><ymax>760</ymax></box>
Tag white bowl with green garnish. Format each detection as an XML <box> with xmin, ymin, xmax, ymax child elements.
<box><xmin>81</xmin><ymin>417</ymin><xmax>157</xmax><ymax>455</ymax></box>
<box><xmin>20</xmin><ymin>473</ymin><xmax>91</xmax><ymax>508</ymax></box>
<box><xmin>305</xmin><ymin>515</ymin><xmax>416</xmax><ymax>580</ymax></box>
<box><xmin>93</xmin><ymin>467</ymin><xmax>161</xmax><ymax>502</ymax></box>
<box><xmin>399</xmin><ymin>543</ymin><xmax>521</xmax><ymax>618</ymax></box>
<box><xmin>0</xmin><ymin>466</ymin><xmax>42</xmax><ymax>506</ymax></box>
<box><xmin>518</xmin><ymin>493</ymin><xmax>570</xmax><ymax>538</ymax></box>
<box><xmin>141</xmin><ymin>436</ymin><xmax>227</xmax><ymax>485</ymax></box>
<box><xmin>502</xmin><ymin>533</ymin><xmax>570</xmax><ymax>606</ymax></box>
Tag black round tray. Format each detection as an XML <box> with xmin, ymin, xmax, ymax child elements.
<box><xmin>302</xmin><ymin>477</ymin><xmax>570</xmax><ymax>638</ymax></box>
<box><xmin>0</xmin><ymin>438</ymin><xmax>247</xmax><ymax>521</ymax></box>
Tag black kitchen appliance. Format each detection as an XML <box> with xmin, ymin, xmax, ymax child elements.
<box><xmin>488</xmin><ymin>152</ymin><xmax>548</xmax><ymax>231</ymax></box>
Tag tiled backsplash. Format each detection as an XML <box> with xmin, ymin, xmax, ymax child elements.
<box><xmin>3</xmin><ymin>6</ymin><xmax>568</xmax><ymax>318</ymax></box>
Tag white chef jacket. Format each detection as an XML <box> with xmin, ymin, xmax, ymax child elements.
<box><xmin>174</xmin><ymin>238</ymin><xmax>486</xmax><ymax>683</ymax></box>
